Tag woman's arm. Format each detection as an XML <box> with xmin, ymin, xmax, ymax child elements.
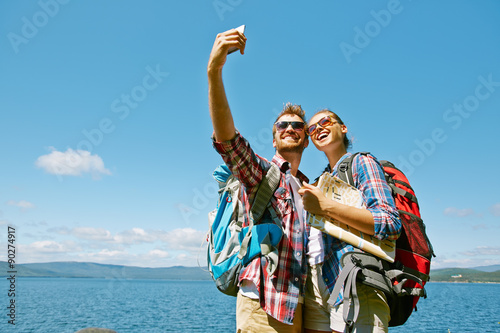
<box><xmin>299</xmin><ymin>183</ymin><xmax>375</xmax><ymax>235</ymax></box>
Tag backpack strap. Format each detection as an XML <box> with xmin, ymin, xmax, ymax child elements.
<box><xmin>329</xmin><ymin>251</ymin><xmax>394</xmax><ymax>332</ymax></box>
<box><xmin>389</xmin><ymin>183</ymin><xmax>419</xmax><ymax>205</ymax></box>
<box><xmin>337</xmin><ymin>152</ymin><xmax>369</xmax><ymax>186</ymax></box>
<box><xmin>238</xmin><ymin>163</ymin><xmax>281</xmax><ymax>262</ymax></box>
<box><xmin>384</xmin><ymin>264</ymin><xmax>428</xmax><ymax>297</ymax></box>
<box><xmin>379</xmin><ymin>160</ymin><xmax>419</xmax><ymax>206</ymax></box>
<box><xmin>251</xmin><ymin>163</ymin><xmax>281</xmax><ymax>219</ymax></box>
<box><xmin>339</xmin><ymin>153</ymin><xmax>420</xmax><ymax>206</ymax></box>
<box><xmin>343</xmin><ymin>266</ymin><xmax>360</xmax><ymax>333</ymax></box>
<box><xmin>260</xmin><ymin>232</ymin><xmax>279</xmax><ymax>274</ymax></box>
<box><xmin>328</xmin><ymin>251</ymin><xmax>363</xmax><ymax>333</ymax></box>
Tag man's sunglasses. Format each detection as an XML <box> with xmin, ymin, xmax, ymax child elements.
<box><xmin>307</xmin><ymin>116</ymin><xmax>338</xmax><ymax>136</ymax></box>
<box><xmin>274</xmin><ymin>121</ymin><xmax>306</xmax><ymax>132</ymax></box>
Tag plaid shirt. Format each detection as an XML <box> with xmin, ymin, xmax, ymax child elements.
<box><xmin>213</xmin><ymin>132</ymin><xmax>308</xmax><ymax>325</ymax></box>
<box><xmin>319</xmin><ymin>152</ymin><xmax>401</xmax><ymax>305</ymax></box>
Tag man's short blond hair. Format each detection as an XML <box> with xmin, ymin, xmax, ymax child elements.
<box><xmin>272</xmin><ymin>103</ymin><xmax>307</xmax><ymax>137</ymax></box>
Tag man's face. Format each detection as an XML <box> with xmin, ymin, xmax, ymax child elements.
<box><xmin>273</xmin><ymin>114</ymin><xmax>309</xmax><ymax>154</ymax></box>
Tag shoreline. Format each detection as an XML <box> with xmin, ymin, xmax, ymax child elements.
<box><xmin>4</xmin><ymin>276</ymin><xmax>500</xmax><ymax>284</ymax></box>
<box><xmin>429</xmin><ymin>280</ymin><xmax>500</xmax><ymax>285</ymax></box>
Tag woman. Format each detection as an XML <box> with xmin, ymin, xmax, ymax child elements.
<box><xmin>299</xmin><ymin>109</ymin><xmax>401</xmax><ymax>333</ymax></box>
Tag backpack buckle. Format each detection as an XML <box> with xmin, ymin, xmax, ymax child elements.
<box><xmin>350</xmin><ymin>255</ymin><xmax>363</xmax><ymax>267</ymax></box>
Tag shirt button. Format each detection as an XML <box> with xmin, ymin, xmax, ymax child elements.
<box><xmin>296</xmin><ymin>252</ymin><xmax>301</xmax><ymax>256</ymax></box>
<box><xmin>295</xmin><ymin>277</ymin><xmax>299</xmax><ymax>282</ymax></box>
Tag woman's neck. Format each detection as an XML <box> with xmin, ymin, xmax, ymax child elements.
<box><xmin>326</xmin><ymin>148</ymin><xmax>347</xmax><ymax>170</ymax></box>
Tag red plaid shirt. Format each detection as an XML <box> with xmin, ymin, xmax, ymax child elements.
<box><xmin>213</xmin><ymin>132</ymin><xmax>308</xmax><ymax>325</ymax></box>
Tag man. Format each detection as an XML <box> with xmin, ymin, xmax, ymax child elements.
<box><xmin>208</xmin><ymin>28</ymin><xmax>309</xmax><ymax>332</ymax></box>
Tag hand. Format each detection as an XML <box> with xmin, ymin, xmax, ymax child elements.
<box><xmin>207</xmin><ymin>29</ymin><xmax>247</xmax><ymax>73</ymax></box>
<box><xmin>298</xmin><ymin>182</ymin><xmax>331</xmax><ymax>216</ymax></box>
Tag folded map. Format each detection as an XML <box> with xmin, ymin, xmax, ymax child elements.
<box><xmin>306</xmin><ymin>172</ymin><xmax>396</xmax><ymax>262</ymax></box>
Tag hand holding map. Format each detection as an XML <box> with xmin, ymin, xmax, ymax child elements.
<box><xmin>306</xmin><ymin>172</ymin><xmax>396</xmax><ymax>262</ymax></box>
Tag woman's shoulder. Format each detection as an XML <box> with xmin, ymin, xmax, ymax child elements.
<box><xmin>352</xmin><ymin>151</ymin><xmax>382</xmax><ymax>165</ymax></box>
<box><xmin>351</xmin><ymin>152</ymin><xmax>385</xmax><ymax>177</ymax></box>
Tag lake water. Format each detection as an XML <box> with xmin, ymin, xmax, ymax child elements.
<box><xmin>1</xmin><ymin>278</ymin><xmax>499</xmax><ymax>332</ymax></box>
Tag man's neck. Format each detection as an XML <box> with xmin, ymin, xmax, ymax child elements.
<box><xmin>276</xmin><ymin>151</ymin><xmax>302</xmax><ymax>177</ymax></box>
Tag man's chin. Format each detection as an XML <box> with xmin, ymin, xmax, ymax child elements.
<box><xmin>276</xmin><ymin>143</ymin><xmax>305</xmax><ymax>154</ymax></box>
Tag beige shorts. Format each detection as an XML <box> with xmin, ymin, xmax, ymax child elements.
<box><xmin>236</xmin><ymin>292</ymin><xmax>303</xmax><ymax>333</ymax></box>
<box><xmin>330</xmin><ymin>283</ymin><xmax>390</xmax><ymax>333</ymax></box>
<box><xmin>303</xmin><ymin>264</ymin><xmax>331</xmax><ymax>332</ymax></box>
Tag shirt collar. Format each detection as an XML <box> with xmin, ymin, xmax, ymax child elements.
<box><xmin>330</xmin><ymin>152</ymin><xmax>353</xmax><ymax>173</ymax></box>
<box><xmin>271</xmin><ymin>154</ymin><xmax>309</xmax><ymax>183</ymax></box>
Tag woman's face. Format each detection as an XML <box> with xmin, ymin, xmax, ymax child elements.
<box><xmin>308</xmin><ymin>112</ymin><xmax>348</xmax><ymax>152</ymax></box>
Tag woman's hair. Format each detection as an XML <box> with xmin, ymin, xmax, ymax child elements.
<box><xmin>310</xmin><ymin>109</ymin><xmax>352</xmax><ymax>150</ymax></box>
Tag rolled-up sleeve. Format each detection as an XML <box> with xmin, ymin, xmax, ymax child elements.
<box><xmin>212</xmin><ymin>132</ymin><xmax>264</xmax><ymax>189</ymax></box>
<box><xmin>353</xmin><ymin>154</ymin><xmax>401</xmax><ymax>241</ymax></box>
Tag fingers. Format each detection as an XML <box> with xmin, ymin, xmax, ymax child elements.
<box><xmin>300</xmin><ymin>182</ymin><xmax>316</xmax><ymax>190</ymax></box>
<box><xmin>232</xmin><ymin>28</ymin><xmax>247</xmax><ymax>54</ymax></box>
<box><xmin>216</xmin><ymin>29</ymin><xmax>246</xmax><ymax>55</ymax></box>
<box><xmin>298</xmin><ymin>182</ymin><xmax>308</xmax><ymax>195</ymax></box>
<box><xmin>208</xmin><ymin>29</ymin><xmax>246</xmax><ymax>72</ymax></box>
<box><xmin>298</xmin><ymin>182</ymin><xmax>317</xmax><ymax>197</ymax></box>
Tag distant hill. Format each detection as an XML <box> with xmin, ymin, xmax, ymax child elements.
<box><xmin>0</xmin><ymin>261</ymin><xmax>212</xmax><ymax>280</ymax></box>
<box><xmin>472</xmin><ymin>264</ymin><xmax>500</xmax><ymax>273</ymax></box>
<box><xmin>430</xmin><ymin>267</ymin><xmax>500</xmax><ymax>283</ymax></box>
<box><xmin>2</xmin><ymin>261</ymin><xmax>499</xmax><ymax>283</ymax></box>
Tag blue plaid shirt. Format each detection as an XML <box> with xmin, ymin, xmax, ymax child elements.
<box><xmin>318</xmin><ymin>152</ymin><xmax>401</xmax><ymax>305</ymax></box>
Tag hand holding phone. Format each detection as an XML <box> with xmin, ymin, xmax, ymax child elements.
<box><xmin>227</xmin><ymin>25</ymin><xmax>246</xmax><ymax>55</ymax></box>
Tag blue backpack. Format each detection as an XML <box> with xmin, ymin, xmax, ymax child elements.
<box><xmin>207</xmin><ymin>163</ymin><xmax>283</xmax><ymax>296</ymax></box>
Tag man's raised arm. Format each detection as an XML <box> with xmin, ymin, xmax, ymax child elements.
<box><xmin>207</xmin><ymin>29</ymin><xmax>246</xmax><ymax>142</ymax></box>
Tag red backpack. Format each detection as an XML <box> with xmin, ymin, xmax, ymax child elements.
<box><xmin>334</xmin><ymin>152</ymin><xmax>435</xmax><ymax>328</ymax></box>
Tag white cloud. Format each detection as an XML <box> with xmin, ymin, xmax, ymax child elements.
<box><xmin>35</xmin><ymin>147</ymin><xmax>111</xmax><ymax>178</ymax></box>
<box><xmin>21</xmin><ymin>240</ymin><xmax>81</xmax><ymax>254</ymax></box>
<box><xmin>48</xmin><ymin>226</ymin><xmax>71</xmax><ymax>235</ymax></box>
<box><xmin>73</xmin><ymin>227</ymin><xmax>114</xmax><ymax>241</ymax></box>
<box><xmin>158</xmin><ymin>228</ymin><xmax>207</xmax><ymax>252</ymax></box>
<box><xmin>443</xmin><ymin>207</ymin><xmax>476</xmax><ymax>217</ymax></box>
<box><xmin>148</xmin><ymin>249</ymin><xmax>169</xmax><ymax>258</ymax></box>
<box><xmin>431</xmin><ymin>257</ymin><xmax>475</xmax><ymax>269</ymax></box>
<box><xmin>489</xmin><ymin>203</ymin><xmax>500</xmax><ymax>217</ymax></box>
<box><xmin>461</xmin><ymin>246</ymin><xmax>500</xmax><ymax>257</ymax></box>
<box><xmin>7</xmin><ymin>200</ymin><xmax>35</xmax><ymax>210</ymax></box>
<box><xmin>114</xmin><ymin>228</ymin><xmax>157</xmax><ymax>245</ymax></box>
<box><xmin>431</xmin><ymin>252</ymin><xmax>500</xmax><ymax>270</ymax></box>
<box><xmin>84</xmin><ymin>249</ymin><xmax>128</xmax><ymax>259</ymax></box>
<box><xmin>11</xmin><ymin>226</ymin><xmax>208</xmax><ymax>267</ymax></box>
<box><xmin>47</xmin><ymin>226</ymin><xmax>205</xmax><ymax>252</ymax></box>
<box><xmin>76</xmin><ymin>249</ymin><xmax>173</xmax><ymax>268</ymax></box>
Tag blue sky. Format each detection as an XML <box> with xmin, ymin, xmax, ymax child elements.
<box><xmin>1</xmin><ymin>0</ymin><xmax>499</xmax><ymax>269</ymax></box>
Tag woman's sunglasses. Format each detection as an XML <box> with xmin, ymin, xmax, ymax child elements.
<box><xmin>274</xmin><ymin>121</ymin><xmax>306</xmax><ymax>132</ymax></box>
<box><xmin>307</xmin><ymin>116</ymin><xmax>338</xmax><ymax>136</ymax></box>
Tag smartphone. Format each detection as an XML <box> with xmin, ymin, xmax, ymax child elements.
<box><xmin>228</xmin><ymin>25</ymin><xmax>246</xmax><ymax>55</ymax></box>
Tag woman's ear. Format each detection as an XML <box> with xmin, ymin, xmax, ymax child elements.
<box><xmin>341</xmin><ymin>124</ymin><xmax>348</xmax><ymax>134</ymax></box>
